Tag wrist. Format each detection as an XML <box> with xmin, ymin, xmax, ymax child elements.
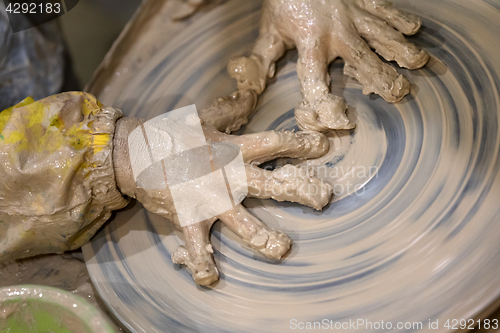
<box><xmin>113</xmin><ymin>117</ymin><xmax>145</xmax><ymax>198</ymax></box>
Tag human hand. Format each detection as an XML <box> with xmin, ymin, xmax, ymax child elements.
<box><xmin>202</xmin><ymin>0</ymin><xmax>429</xmax><ymax>133</ymax></box>
<box><xmin>113</xmin><ymin>116</ymin><xmax>332</xmax><ymax>286</ymax></box>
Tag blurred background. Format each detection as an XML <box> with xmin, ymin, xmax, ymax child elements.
<box><xmin>59</xmin><ymin>0</ymin><xmax>141</xmax><ymax>87</ymax></box>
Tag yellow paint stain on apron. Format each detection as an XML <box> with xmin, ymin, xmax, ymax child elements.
<box><xmin>0</xmin><ymin>93</ymin><xmax>110</xmax><ymax>156</ymax></box>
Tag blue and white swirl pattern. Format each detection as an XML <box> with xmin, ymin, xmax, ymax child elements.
<box><xmin>83</xmin><ymin>0</ymin><xmax>500</xmax><ymax>332</ymax></box>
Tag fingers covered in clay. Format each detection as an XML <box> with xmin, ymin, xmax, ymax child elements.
<box><xmin>225</xmin><ymin>129</ymin><xmax>330</xmax><ymax>163</ymax></box>
<box><xmin>339</xmin><ymin>31</ymin><xmax>410</xmax><ymax>103</ymax></box>
<box><xmin>218</xmin><ymin>204</ymin><xmax>291</xmax><ymax>259</ymax></box>
<box><xmin>204</xmin><ymin>4</ymin><xmax>288</xmax><ymax>134</ymax></box>
<box><xmin>246</xmin><ymin>164</ymin><xmax>333</xmax><ymax>210</ymax></box>
<box><xmin>228</xmin><ymin>7</ymin><xmax>286</xmax><ymax>95</ymax></box>
<box><xmin>359</xmin><ymin>0</ymin><xmax>422</xmax><ymax>35</ymax></box>
<box><xmin>352</xmin><ymin>9</ymin><xmax>429</xmax><ymax>69</ymax></box>
<box><xmin>294</xmin><ymin>41</ymin><xmax>355</xmax><ymax>131</ymax></box>
<box><xmin>199</xmin><ymin>90</ymin><xmax>258</xmax><ymax>133</ymax></box>
<box><xmin>172</xmin><ymin>221</ymin><xmax>219</xmax><ymax>286</ymax></box>
<box><xmin>229</xmin><ymin>56</ymin><xmax>269</xmax><ymax>94</ymax></box>
<box><xmin>295</xmin><ymin>93</ymin><xmax>354</xmax><ymax>131</ymax></box>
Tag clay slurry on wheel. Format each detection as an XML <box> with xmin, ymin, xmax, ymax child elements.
<box><xmin>129</xmin><ymin>104</ymin><xmax>248</xmax><ymax>227</ymax></box>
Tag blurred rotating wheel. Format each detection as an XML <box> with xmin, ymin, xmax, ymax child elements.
<box><xmin>83</xmin><ymin>0</ymin><xmax>500</xmax><ymax>332</ymax></box>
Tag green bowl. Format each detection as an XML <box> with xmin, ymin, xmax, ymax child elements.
<box><xmin>0</xmin><ymin>285</ymin><xmax>115</xmax><ymax>333</ymax></box>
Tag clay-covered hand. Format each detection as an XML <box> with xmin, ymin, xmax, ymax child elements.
<box><xmin>113</xmin><ymin>118</ymin><xmax>332</xmax><ymax>286</ymax></box>
<box><xmin>201</xmin><ymin>0</ymin><xmax>429</xmax><ymax>133</ymax></box>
